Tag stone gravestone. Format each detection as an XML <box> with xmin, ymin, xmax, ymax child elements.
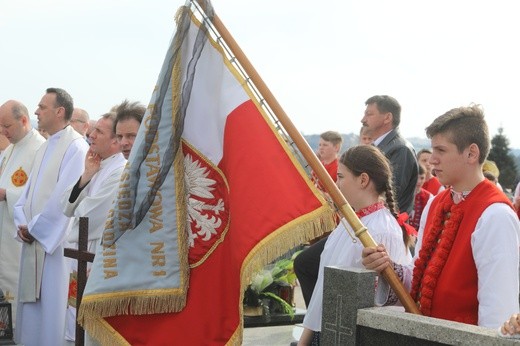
<box><xmin>320</xmin><ymin>266</ymin><xmax>376</xmax><ymax>345</ymax></box>
<box><xmin>321</xmin><ymin>266</ymin><xmax>520</xmax><ymax>345</ymax></box>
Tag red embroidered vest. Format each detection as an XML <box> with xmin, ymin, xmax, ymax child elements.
<box><xmin>411</xmin><ymin>179</ymin><xmax>512</xmax><ymax>324</ymax></box>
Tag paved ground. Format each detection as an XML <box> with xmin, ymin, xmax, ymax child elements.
<box><xmin>243</xmin><ymin>324</ymin><xmax>300</xmax><ymax>346</ymax></box>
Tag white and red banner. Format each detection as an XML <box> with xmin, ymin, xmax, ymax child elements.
<box><xmin>79</xmin><ymin>1</ymin><xmax>335</xmax><ymax>344</ymax></box>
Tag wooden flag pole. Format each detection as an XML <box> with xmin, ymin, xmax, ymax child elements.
<box><xmin>205</xmin><ymin>4</ymin><xmax>421</xmax><ymax>315</ymax></box>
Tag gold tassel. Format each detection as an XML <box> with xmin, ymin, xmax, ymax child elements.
<box><xmin>240</xmin><ymin>205</ymin><xmax>336</xmax><ymax>286</ymax></box>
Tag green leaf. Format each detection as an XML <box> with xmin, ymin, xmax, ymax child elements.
<box><xmin>291</xmin><ymin>250</ymin><xmax>303</xmax><ymax>261</ymax></box>
<box><xmin>285</xmin><ymin>272</ymin><xmax>297</xmax><ymax>285</ymax></box>
<box><xmin>270</xmin><ymin>266</ymin><xmax>285</xmax><ymax>279</ymax></box>
<box><xmin>259</xmin><ymin>292</ymin><xmax>295</xmax><ymax>319</ymax></box>
<box><xmin>274</xmin><ymin>259</ymin><xmax>292</xmax><ymax>270</ymax></box>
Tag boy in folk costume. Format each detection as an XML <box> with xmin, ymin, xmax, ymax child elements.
<box><xmin>311</xmin><ymin>130</ymin><xmax>342</xmax><ymax>191</ymax></box>
<box><xmin>362</xmin><ymin>105</ymin><xmax>520</xmax><ymax>328</ymax></box>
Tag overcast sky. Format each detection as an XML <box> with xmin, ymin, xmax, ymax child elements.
<box><xmin>2</xmin><ymin>0</ymin><xmax>520</xmax><ymax>148</ymax></box>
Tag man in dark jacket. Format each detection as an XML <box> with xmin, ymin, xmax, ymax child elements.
<box><xmin>361</xmin><ymin>95</ymin><xmax>418</xmax><ymax>214</ymax></box>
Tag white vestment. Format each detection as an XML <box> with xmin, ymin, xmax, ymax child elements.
<box><xmin>61</xmin><ymin>152</ymin><xmax>126</xmax><ymax>341</ymax></box>
<box><xmin>0</xmin><ymin>129</ymin><xmax>45</xmax><ymax>323</ymax></box>
<box><xmin>0</xmin><ymin>129</ymin><xmax>45</xmax><ymax>321</ymax></box>
<box><xmin>13</xmin><ymin>126</ymin><xmax>89</xmax><ymax>346</ymax></box>
<box><xmin>303</xmin><ymin>208</ymin><xmax>412</xmax><ymax>331</ymax></box>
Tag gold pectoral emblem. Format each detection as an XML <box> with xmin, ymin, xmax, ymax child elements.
<box><xmin>12</xmin><ymin>167</ymin><xmax>28</xmax><ymax>187</ymax></box>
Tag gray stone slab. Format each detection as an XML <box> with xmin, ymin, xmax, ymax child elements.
<box><xmin>357</xmin><ymin>307</ymin><xmax>520</xmax><ymax>345</ymax></box>
<box><xmin>321</xmin><ymin>266</ymin><xmax>376</xmax><ymax>346</ymax></box>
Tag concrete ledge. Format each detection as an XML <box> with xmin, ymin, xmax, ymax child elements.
<box><xmin>357</xmin><ymin>307</ymin><xmax>520</xmax><ymax>345</ymax></box>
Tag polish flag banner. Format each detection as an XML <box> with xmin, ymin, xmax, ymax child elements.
<box><xmin>79</xmin><ymin>1</ymin><xmax>335</xmax><ymax>344</ymax></box>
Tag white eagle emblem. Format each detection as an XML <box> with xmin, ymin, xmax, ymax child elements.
<box><xmin>184</xmin><ymin>153</ymin><xmax>225</xmax><ymax>248</ymax></box>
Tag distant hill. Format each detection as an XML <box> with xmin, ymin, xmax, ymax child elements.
<box><xmin>303</xmin><ymin>133</ymin><xmax>430</xmax><ymax>152</ymax></box>
<box><xmin>303</xmin><ymin>133</ymin><xmax>358</xmax><ymax>152</ymax></box>
<box><xmin>303</xmin><ymin>133</ymin><xmax>520</xmax><ymax>158</ymax></box>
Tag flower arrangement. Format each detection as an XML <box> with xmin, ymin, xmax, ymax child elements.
<box><xmin>244</xmin><ymin>250</ymin><xmax>301</xmax><ymax>318</ymax></box>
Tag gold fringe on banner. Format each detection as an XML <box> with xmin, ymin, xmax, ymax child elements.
<box><xmin>226</xmin><ymin>205</ymin><xmax>337</xmax><ymax>346</ymax></box>
<box><xmin>240</xmin><ymin>205</ymin><xmax>336</xmax><ymax>296</ymax></box>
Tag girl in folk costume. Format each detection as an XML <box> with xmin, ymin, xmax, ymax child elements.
<box><xmin>298</xmin><ymin>145</ymin><xmax>413</xmax><ymax>346</ymax></box>
<box><xmin>407</xmin><ymin>164</ymin><xmax>433</xmax><ymax>256</ymax></box>
<box><xmin>362</xmin><ymin>105</ymin><xmax>520</xmax><ymax>328</ymax></box>
<box><xmin>410</xmin><ymin>164</ymin><xmax>434</xmax><ymax>231</ymax></box>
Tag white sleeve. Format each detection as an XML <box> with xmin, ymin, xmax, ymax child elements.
<box><xmin>13</xmin><ymin>178</ymin><xmax>30</xmax><ymax>241</ymax></box>
<box><xmin>66</xmin><ymin>167</ymin><xmax>122</xmax><ymax>241</ymax></box>
<box><xmin>373</xmin><ymin>226</ymin><xmax>414</xmax><ymax>306</ymax></box>
<box><xmin>374</xmin><ymin>262</ymin><xmax>414</xmax><ymax>306</ymax></box>
<box><xmin>61</xmin><ymin>181</ymin><xmax>85</xmax><ymax>217</ymax></box>
<box><xmin>413</xmin><ymin>195</ymin><xmax>435</xmax><ymax>259</ymax></box>
<box><xmin>472</xmin><ymin>203</ymin><xmax>520</xmax><ymax>328</ymax></box>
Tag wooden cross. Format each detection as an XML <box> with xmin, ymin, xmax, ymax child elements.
<box><xmin>64</xmin><ymin>217</ymin><xmax>95</xmax><ymax>346</ymax></box>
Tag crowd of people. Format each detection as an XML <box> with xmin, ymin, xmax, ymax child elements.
<box><xmin>0</xmin><ymin>88</ymin><xmax>145</xmax><ymax>345</ymax></box>
<box><xmin>1</xmin><ymin>90</ymin><xmax>520</xmax><ymax>345</ymax></box>
<box><xmin>294</xmin><ymin>95</ymin><xmax>520</xmax><ymax>345</ymax></box>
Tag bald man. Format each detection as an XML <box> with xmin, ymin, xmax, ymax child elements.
<box><xmin>70</xmin><ymin>108</ymin><xmax>90</xmax><ymax>138</ymax></box>
<box><xmin>0</xmin><ymin>134</ymin><xmax>10</xmax><ymax>153</ymax></box>
<box><xmin>86</xmin><ymin>119</ymin><xmax>97</xmax><ymax>135</ymax></box>
<box><xmin>0</xmin><ymin>100</ymin><xmax>46</xmax><ymax>324</ymax></box>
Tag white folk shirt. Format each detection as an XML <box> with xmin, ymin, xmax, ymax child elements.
<box><xmin>0</xmin><ymin>129</ymin><xmax>45</xmax><ymax>323</ymax></box>
<box><xmin>303</xmin><ymin>207</ymin><xmax>412</xmax><ymax>332</ymax></box>
<box><xmin>13</xmin><ymin>126</ymin><xmax>89</xmax><ymax>346</ymax></box>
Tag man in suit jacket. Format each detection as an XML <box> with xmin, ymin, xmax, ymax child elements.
<box><xmin>361</xmin><ymin>95</ymin><xmax>418</xmax><ymax>214</ymax></box>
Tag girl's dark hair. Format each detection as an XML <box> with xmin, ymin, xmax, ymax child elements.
<box><xmin>340</xmin><ymin>145</ymin><xmax>412</xmax><ymax>249</ymax></box>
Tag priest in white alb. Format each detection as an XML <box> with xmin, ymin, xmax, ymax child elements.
<box><xmin>13</xmin><ymin>88</ymin><xmax>89</xmax><ymax>346</ymax></box>
<box><xmin>61</xmin><ymin>112</ymin><xmax>126</xmax><ymax>342</ymax></box>
<box><xmin>0</xmin><ymin>100</ymin><xmax>46</xmax><ymax>324</ymax></box>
